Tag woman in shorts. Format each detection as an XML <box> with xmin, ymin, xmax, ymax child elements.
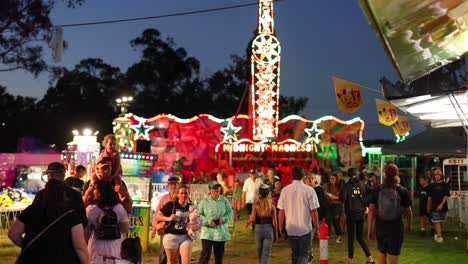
<box><xmin>156</xmin><ymin>185</ymin><xmax>196</xmax><ymax>264</ymax></box>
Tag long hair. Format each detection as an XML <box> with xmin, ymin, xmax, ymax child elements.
<box><xmin>95</xmin><ymin>180</ymin><xmax>119</xmax><ymax>208</ymax></box>
<box><xmin>255</xmin><ymin>195</ymin><xmax>273</xmax><ymax>218</ymax></box>
<box><xmin>41</xmin><ymin>179</ymin><xmax>70</xmax><ymax>220</ymax></box>
<box><xmin>121</xmin><ymin>237</ymin><xmax>142</xmax><ymax>264</ymax></box>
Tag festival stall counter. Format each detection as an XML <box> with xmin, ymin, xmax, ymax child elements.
<box><xmin>120</xmin><ymin>152</ymin><xmax>158</xmax><ymax>252</ymax></box>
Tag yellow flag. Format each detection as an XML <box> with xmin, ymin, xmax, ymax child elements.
<box><xmin>376</xmin><ymin>99</ymin><xmax>398</xmax><ymax>126</ymax></box>
<box><xmin>392</xmin><ymin>116</ymin><xmax>410</xmax><ymax>136</ymax></box>
<box><xmin>333</xmin><ymin>77</ymin><xmax>363</xmax><ymax>113</ymax></box>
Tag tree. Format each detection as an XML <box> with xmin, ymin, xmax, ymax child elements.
<box><xmin>0</xmin><ymin>0</ymin><xmax>84</xmax><ymax>75</ymax></box>
<box><xmin>0</xmin><ymin>86</ymin><xmax>38</xmax><ymax>152</ymax></box>
<box><xmin>36</xmin><ymin>58</ymin><xmax>123</xmax><ymax>148</ymax></box>
<box><xmin>126</xmin><ymin>28</ymin><xmax>201</xmax><ymax>117</ymax></box>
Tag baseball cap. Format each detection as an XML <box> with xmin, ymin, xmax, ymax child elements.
<box><xmin>249</xmin><ymin>169</ymin><xmax>257</xmax><ymax>174</ymax></box>
<box><xmin>167</xmin><ymin>176</ymin><xmax>180</xmax><ymax>183</ymax></box>
<box><xmin>208</xmin><ymin>181</ymin><xmax>222</xmax><ymax>189</ymax></box>
<box><xmin>274</xmin><ymin>175</ymin><xmax>280</xmax><ymax>181</ymax></box>
<box><xmin>44</xmin><ymin>162</ymin><xmax>65</xmax><ymax>174</ymax></box>
<box><xmin>385</xmin><ymin>163</ymin><xmax>399</xmax><ymax>177</ymax></box>
<box><xmin>259</xmin><ymin>184</ymin><xmax>270</xmax><ymax>197</ymax></box>
<box><xmin>96</xmin><ymin>157</ymin><xmax>112</xmax><ymax>169</ymax></box>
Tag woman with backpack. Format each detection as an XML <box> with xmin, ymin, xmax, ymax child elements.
<box><xmin>368</xmin><ymin>164</ymin><xmax>412</xmax><ymax>264</ymax></box>
<box><xmin>339</xmin><ymin>168</ymin><xmax>375</xmax><ymax>264</ymax></box>
<box><xmin>85</xmin><ymin>180</ymin><xmax>130</xmax><ymax>264</ymax></box>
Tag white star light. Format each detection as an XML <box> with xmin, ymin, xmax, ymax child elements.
<box><xmin>220</xmin><ymin>119</ymin><xmax>242</xmax><ymax>143</ymax></box>
<box><xmin>304</xmin><ymin>122</ymin><xmax>324</xmax><ymax>144</ymax></box>
<box><xmin>130</xmin><ymin>116</ymin><xmax>154</xmax><ymax>141</ymax></box>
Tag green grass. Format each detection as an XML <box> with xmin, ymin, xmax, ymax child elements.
<box><xmin>1</xmin><ymin>210</ymin><xmax>467</xmax><ymax>263</ymax></box>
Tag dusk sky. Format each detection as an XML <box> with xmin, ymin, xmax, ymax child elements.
<box><xmin>0</xmin><ymin>0</ymin><xmax>426</xmax><ymax>140</ymax></box>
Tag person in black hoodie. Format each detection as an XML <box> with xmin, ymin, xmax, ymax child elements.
<box><xmin>340</xmin><ymin>168</ymin><xmax>374</xmax><ymax>264</ymax></box>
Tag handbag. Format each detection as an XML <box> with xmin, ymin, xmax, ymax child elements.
<box><xmin>156</xmin><ymin>200</ymin><xmax>175</xmax><ymax>236</ymax></box>
<box><xmin>16</xmin><ymin>209</ymin><xmax>74</xmax><ymax>264</ymax></box>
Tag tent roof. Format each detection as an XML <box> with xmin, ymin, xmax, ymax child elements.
<box><xmin>382</xmin><ymin>127</ymin><xmax>467</xmax><ymax>156</ymax></box>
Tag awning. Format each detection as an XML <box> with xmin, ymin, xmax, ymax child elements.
<box><xmin>382</xmin><ymin>127</ymin><xmax>467</xmax><ymax>156</ymax></box>
<box><xmin>360</xmin><ymin>0</ymin><xmax>468</xmax><ymax>82</ymax></box>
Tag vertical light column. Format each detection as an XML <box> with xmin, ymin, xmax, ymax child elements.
<box><xmin>250</xmin><ymin>0</ymin><xmax>281</xmax><ymax>141</ymax></box>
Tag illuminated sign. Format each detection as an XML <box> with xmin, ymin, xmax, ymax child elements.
<box><xmin>250</xmin><ymin>0</ymin><xmax>281</xmax><ymax>140</ymax></box>
<box><xmin>216</xmin><ymin>139</ymin><xmax>315</xmax><ymax>153</ymax></box>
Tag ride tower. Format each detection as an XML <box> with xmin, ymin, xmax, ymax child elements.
<box><xmin>248</xmin><ymin>0</ymin><xmax>281</xmax><ymax>141</ymax></box>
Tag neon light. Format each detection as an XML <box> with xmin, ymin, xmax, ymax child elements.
<box><xmin>395</xmin><ymin>132</ymin><xmax>410</xmax><ymax>143</ymax></box>
<box><xmin>250</xmin><ymin>0</ymin><xmax>281</xmax><ymax>141</ymax></box>
<box><xmin>304</xmin><ymin>122</ymin><xmax>325</xmax><ymax>144</ymax></box>
<box><xmin>220</xmin><ymin>119</ymin><xmax>242</xmax><ymax>143</ymax></box>
<box><xmin>279</xmin><ymin>115</ymin><xmax>314</xmax><ymax>124</ymax></box>
<box><xmin>216</xmin><ymin>139</ymin><xmax>315</xmax><ymax>153</ymax></box>
<box><xmin>130</xmin><ymin>116</ymin><xmax>154</xmax><ymax>141</ymax></box>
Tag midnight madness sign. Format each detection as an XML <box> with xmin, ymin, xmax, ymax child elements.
<box><xmin>216</xmin><ymin>140</ymin><xmax>315</xmax><ymax>153</ymax></box>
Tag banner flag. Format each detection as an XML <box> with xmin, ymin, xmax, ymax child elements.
<box><xmin>392</xmin><ymin>115</ymin><xmax>410</xmax><ymax>136</ymax></box>
<box><xmin>333</xmin><ymin>77</ymin><xmax>363</xmax><ymax>113</ymax></box>
<box><xmin>376</xmin><ymin>98</ymin><xmax>398</xmax><ymax>126</ymax></box>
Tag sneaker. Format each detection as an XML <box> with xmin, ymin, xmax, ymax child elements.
<box><xmin>435</xmin><ymin>236</ymin><xmax>444</xmax><ymax>243</ymax></box>
<box><xmin>433</xmin><ymin>234</ymin><xmax>438</xmax><ymax>241</ymax></box>
<box><xmin>336</xmin><ymin>236</ymin><xmax>343</xmax><ymax>243</ymax></box>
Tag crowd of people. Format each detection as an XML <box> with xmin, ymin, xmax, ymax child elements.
<box><xmin>6</xmin><ymin>133</ymin><xmax>452</xmax><ymax>264</ymax></box>
<box><xmin>8</xmin><ymin>135</ymin><xmax>142</xmax><ymax>264</ymax></box>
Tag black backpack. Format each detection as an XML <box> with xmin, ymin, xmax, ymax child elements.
<box><xmin>95</xmin><ymin>206</ymin><xmax>121</xmax><ymax>240</ymax></box>
<box><xmin>377</xmin><ymin>186</ymin><xmax>403</xmax><ymax>221</ymax></box>
<box><xmin>346</xmin><ymin>181</ymin><xmax>366</xmax><ymax>219</ymax></box>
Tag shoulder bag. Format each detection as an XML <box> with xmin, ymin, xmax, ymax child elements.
<box><xmin>16</xmin><ymin>209</ymin><xmax>74</xmax><ymax>264</ymax></box>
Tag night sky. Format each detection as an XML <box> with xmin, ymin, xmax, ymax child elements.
<box><xmin>0</xmin><ymin>0</ymin><xmax>426</xmax><ymax>139</ymax></box>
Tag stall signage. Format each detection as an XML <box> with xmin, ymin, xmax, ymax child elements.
<box><xmin>444</xmin><ymin>159</ymin><xmax>467</xmax><ymax>165</ymax></box>
<box><xmin>218</xmin><ymin>142</ymin><xmax>313</xmax><ymax>153</ymax></box>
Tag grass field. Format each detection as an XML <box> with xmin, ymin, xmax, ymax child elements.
<box><xmin>1</xmin><ymin>210</ymin><xmax>467</xmax><ymax>263</ymax></box>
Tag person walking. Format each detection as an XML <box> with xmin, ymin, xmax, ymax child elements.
<box><xmin>83</xmin><ymin>157</ymin><xmax>133</xmax><ymax>213</ymax></box>
<box><xmin>242</xmin><ymin>169</ymin><xmax>263</xmax><ymax>215</ymax></box>
<box><xmin>368</xmin><ymin>164</ymin><xmax>412</xmax><ymax>264</ymax></box>
<box><xmin>151</xmin><ymin>176</ymin><xmax>180</xmax><ymax>264</ymax></box>
<box><xmin>8</xmin><ymin>162</ymin><xmax>89</xmax><ymax>264</ymax></box>
<box><xmin>156</xmin><ymin>185</ymin><xmax>196</xmax><ymax>264</ymax></box>
<box><xmin>340</xmin><ymin>168</ymin><xmax>374</xmax><ymax>264</ymax></box>
<box><xmin>198</xmin><ymin>181</ymin><xmax>233</xmax><ymax>264</ymax></box>
<box><xmin>417</xmin><ymin>175</ymin><xmax>431</xmax><ymax>236</ymax></box>
<box><xmin>427</xmin><ymin>169</ymin><xmax>449</xmax><ymax>243</ymax></box>
<box><xmin>33</xmin><ymin>162</ymin><xmax>88</xmax><ymax>227</ymax></box>
<box><xmin>278</xmin><ymin>165</ymin><xmax>319</xmax><ymax>264</ymax></box>
<box><xmin>246</xmin><ymin>184</ymin><xmax>278</xmax><ymax>264</ymax></box>
<box><xmin>323</xmin><ymin>173</ymin><xmax>344</xmax><ymax>243</ymax></box>
<box><xmin>85</xmin><ymin>180</ymin><xmax>130</xmax><ymax>263</ymax></box>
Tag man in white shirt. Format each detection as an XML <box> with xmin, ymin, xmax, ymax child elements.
<box><xmin>242</xmin><ymin>169</ymin><xmax>263</xmax><ymax>215</ymax></box>
<box><xmin>278</xmin><ymin>165</ymin><xmax>320</xmax><ymax>264</ymax></box>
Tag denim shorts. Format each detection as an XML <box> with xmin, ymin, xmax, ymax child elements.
<box><xmin>163</xmin><ymin>233</ymin><xmax>192</xmax><ymax>249</ymax></box>
<box><xmin>431</xmin><ymin>211</ymin><xmax>447</xmax><ymax>223</ymax></box>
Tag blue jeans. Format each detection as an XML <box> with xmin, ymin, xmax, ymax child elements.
<box><xmin>287</xmin><ymin>232</ymin><xmax>311</xmax><ymax>264</ymax></box>
<box><xmin>255</xmin><ymin>224</ymin><xmax>274</xmax><ymax>264</ymax></box>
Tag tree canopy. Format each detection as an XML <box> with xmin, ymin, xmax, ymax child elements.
<box><xmin>0</xmin><ymin>0</ymin><xmax>84</xmax><ymax>75</ymax></box>
<box><xmin>0</xmin><ymin>27</ymin><xmax>309</xmax><ymax>152</ymax></box>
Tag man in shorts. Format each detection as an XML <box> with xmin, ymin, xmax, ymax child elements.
<box><xmin>427</xmin><ymin>169</ymin><xmax>449</xmax><ymax>243</ymax></box>
<box><xmin>368</xmin><ymin>164</ymin><xmax>412</xmax><ymax>264</ymax></box>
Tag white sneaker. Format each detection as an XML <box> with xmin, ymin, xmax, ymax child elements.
<box><xmin>433</xmin><ymin>234</ymin><xmax>438</xmax><ymax>241</ymax></box>
<box><xmin>336</xmin><ymin>236</ymin><xmax>343</xmax><ymax>243</ymax></box>
<box><xmin>435</xmin><ymin>236</ymin><xmax>444</xmax><ymax>243</ymax></box>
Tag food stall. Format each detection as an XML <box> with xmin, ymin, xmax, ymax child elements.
<box><xmin>120</xmin><ymin>152</ymin><xmax>158</xmax><ymax>252</ymax></box>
